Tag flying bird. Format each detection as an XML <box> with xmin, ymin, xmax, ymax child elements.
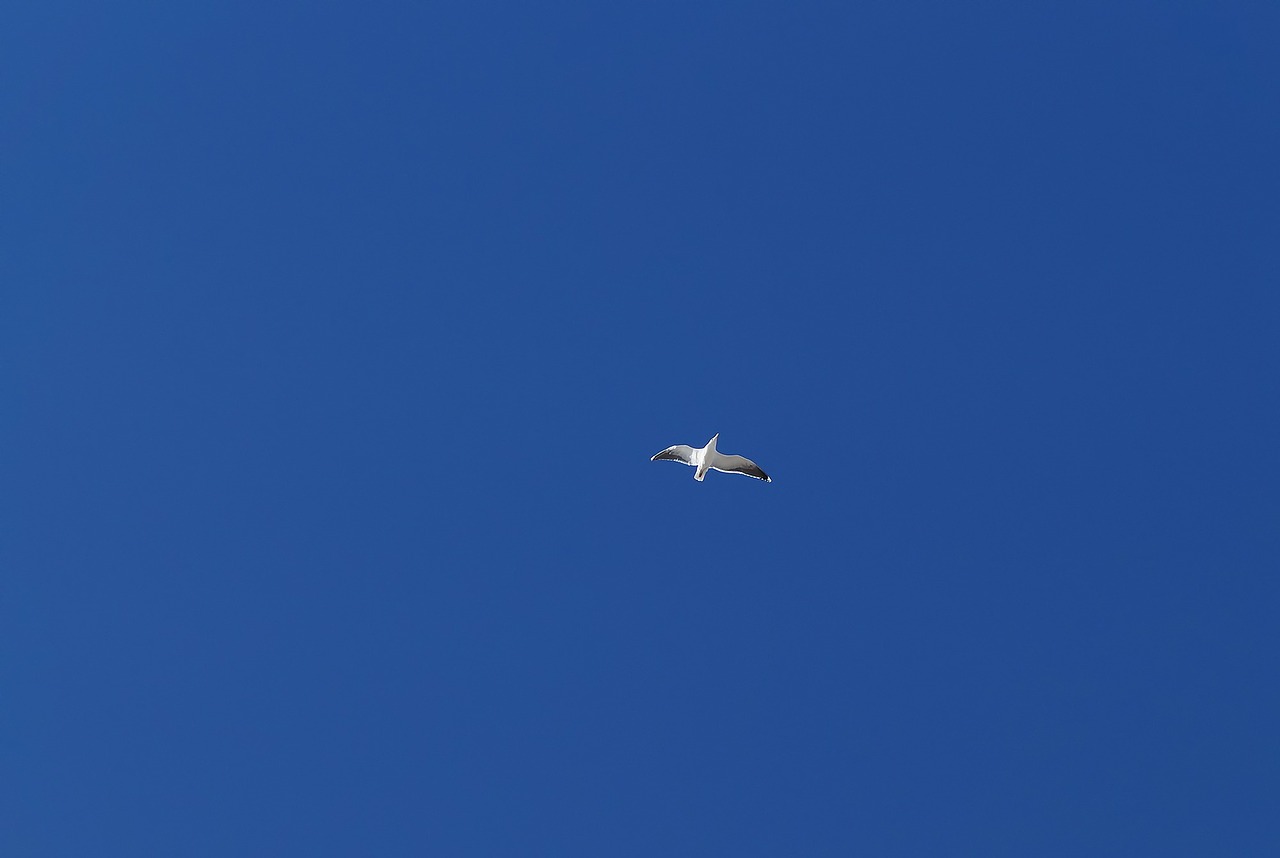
<box><xmin>651</xmin><ymin>433</ymin><xmax>771</xmax><ymax>482</ymax></box>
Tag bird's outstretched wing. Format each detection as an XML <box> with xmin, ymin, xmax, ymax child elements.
<box><xmin>709</xmin><ymin>453</ymin><xmax>771</xmax><ymax>482</ymax></box>
<box><xmin>651</xmin><ymin>445</ymin><xmax>697</xmax><ymax>466</ymax></box>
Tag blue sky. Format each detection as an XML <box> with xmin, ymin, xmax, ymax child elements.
<box><xmin>3</xmin><ymin>2</ymin><xmax>1278</xmax><ymax>855</ymax></box>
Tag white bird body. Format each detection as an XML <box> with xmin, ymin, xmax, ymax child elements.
<box><xmin>650</xmin><ymin>433</ymin><xmax>771</xmax><ymax>483</ymax></box>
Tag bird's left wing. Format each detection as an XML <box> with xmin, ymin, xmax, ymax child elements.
<box><xmin>709</xmin><ymin>453</ymin><xmax>771</xmax><ymax>482</ymax></box>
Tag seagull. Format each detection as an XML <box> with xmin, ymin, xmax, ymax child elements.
<box><xmin>650</xmin><ymin>433</ymin><xmax>771</xmax><ymax>483</ymax></box>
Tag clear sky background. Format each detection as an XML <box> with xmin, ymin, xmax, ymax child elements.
<box><xmin>3</xmin><ymin>2</ymin><xmax>1278</xmax><ymax>855</ymax></box>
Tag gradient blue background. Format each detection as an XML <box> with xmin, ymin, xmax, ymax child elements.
<box><xmin>4</xmin><ymin>2</ymin><xmax>1278</xmax><ymax>855</ymax></box>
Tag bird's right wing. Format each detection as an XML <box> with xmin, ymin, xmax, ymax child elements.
<box><xmin>651</xmin><ymin>445</ymin><xmax>697</xmax><ymax>466</ymax></box>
